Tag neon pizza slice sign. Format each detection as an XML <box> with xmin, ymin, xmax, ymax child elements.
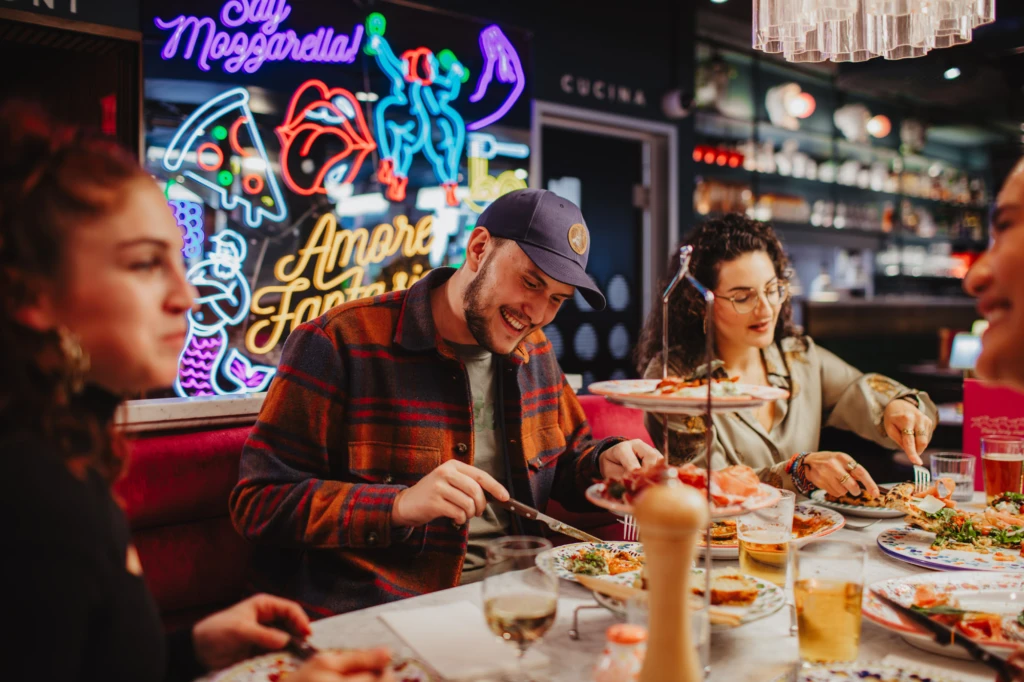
<box><xmin>155</xmin><ymin>0</ymin><xmax>364</xmax><ymax>74</ymax></box>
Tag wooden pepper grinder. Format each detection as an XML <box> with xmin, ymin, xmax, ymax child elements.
<box><xmin>633</xmin><ymin>471</ymin><xmax>710</xmax><ymax>682</ymax></box>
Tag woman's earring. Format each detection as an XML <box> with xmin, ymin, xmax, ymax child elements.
<box><xmin>703</xmin><ymin>316</ymin><xmax>708</xmax><ymax>335</ymax></box>
<box><xmin>57</xmin><ymin>326</ymin><xmax>89</xmax><ymax>395</ymax></box>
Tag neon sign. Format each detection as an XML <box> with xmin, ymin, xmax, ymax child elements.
<box><xmin>246</xmin><ymin>212</ymin><xmax>434</xmax><ymax>354</ymax></box>
<box><xmin>276</xmin><ymin>79</ymin><xmax>377</xmax><ymax>196</ymax></box>
<box><xmin>175</xmin><ymin>230</ymin><xmax>276</xmax><ymax>397</ymax></box>
<box><xmin>365</xmin><ymin>13</ymin><xmax>467</xmax><ymax>207</ymax></box>
<box><xmin>467</xmin><ymin>25</ymin><xmax>525</xmax><ymax>131</ymax></box>
<box><xmin>155</xmin><ymin>0</ymin><xmax>363</xmax><ymax>74</ymax></box>
<box><xmin>171</xmin><ymin>200</ymin><xmax>206</xmax><ymax>259</ymax></box>
<box><xmin>163</xmin><ymin>87</ymin><xmax>288</xmax><ymax>229</ymax></box>
<box><xmin>465</xmin><ymin>132</ymin><xmax>529</xmax><ymax>213</ymax></box>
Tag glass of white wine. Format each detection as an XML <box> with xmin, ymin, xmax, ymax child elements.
<box><xmin>482</xmin><ymin>536</ymin><xmax>558</xmax><ymax>681</ymax></box>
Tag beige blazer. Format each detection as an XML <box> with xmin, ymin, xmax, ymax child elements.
<box><xmin>642</xmin><ymin>336</ymin><xmax>937</xmax><ymax>491</ymax></box>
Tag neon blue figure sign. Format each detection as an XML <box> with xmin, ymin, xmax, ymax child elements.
<box><xmin>364</xmin><ymin>13</ymin><xmax>468</xmax><ymax>208</ymax></box>
<box><xmin>175</xmin><ymin>230</ymin><xmax>276</xmax><ymax>397</ymax></box>
<box><xmin>163</xmin><ymin>87</ymin><xmax>288</xmax><ymax>229</ymax></box>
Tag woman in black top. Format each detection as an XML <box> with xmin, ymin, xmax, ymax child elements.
<box><xmin>0</xmin><ymin>102</ymin><xmax>394</xmax><ymax>681</ymax></box>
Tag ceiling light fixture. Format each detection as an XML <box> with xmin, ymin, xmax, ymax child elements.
<box><xmin>753</xmin><ymin>1</ymin><xmax>995</xmax><ymax>64</ymax></box>
<box><xmin>944</xmin><ymin>67</ymin><xmax>962</xmax><ymax>80</ymax></box>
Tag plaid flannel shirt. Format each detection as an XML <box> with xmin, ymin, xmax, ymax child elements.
<box><xmin>229</xmin><ymin>267</ymin><xmax>623</xmax><ymax>617</ymax></box>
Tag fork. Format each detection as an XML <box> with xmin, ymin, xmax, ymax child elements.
<box><xmin>619</xmin><ymin>514</ymin><xmax>639</xmax><ymax>542</ymax></box>
<box><xmin>914</xmin><ymin>464</ymin><xmax>932</xmax><ymax>494</ymax></box>
<box><xmin>841</xmin><ymin>517</ymin><xmax>881</xmax><ymax>531</ymax></box>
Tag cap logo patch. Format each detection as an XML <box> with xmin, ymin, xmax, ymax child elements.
<box><xmin>568</xmin><ymin>223</ymin><xmax>588</xmax><ymax>255</ymax></box>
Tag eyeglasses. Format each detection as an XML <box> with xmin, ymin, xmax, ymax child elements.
<box><xmin>716</xmin><ymin>281</ymin><xmax>789</xmax><ymax>314</ymax></box>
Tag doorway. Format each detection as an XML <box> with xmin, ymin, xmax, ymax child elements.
<box><xmin>530</xmin><ymin>101</ymin><xmax>678</xmax><ymax>388</ymax></box>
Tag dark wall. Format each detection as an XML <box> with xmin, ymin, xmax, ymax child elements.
<box><xmin>407</xmin><ymin>0</ymin><xmax>696</xmax><ymax>233</ymax></box>
<box><xmin>411</xmin><ymin>0</ymin><xmax>689</xmax><ymax>115</ymax></box>
<box><xmin>2</xmin><ymin>0</ymin><xmax>139</xmax><ymax>31</ymax></box>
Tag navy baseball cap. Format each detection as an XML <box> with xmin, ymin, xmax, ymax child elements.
<box><xmin>476</xmin><ymin>189</ymin><xmax>606</xmax><ymax>310</ymax></box>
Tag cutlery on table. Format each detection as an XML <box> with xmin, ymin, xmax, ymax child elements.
<box><xmin>487</xmin><ymin>494</ymin><xmax>602</xmax><ymax>543</ymax></box>
<box><xmin>841</xmin><ymin>518</ymin><xmax>882</xmax><ymax>531</ymax></box>
<box><xmin>872</xmin><ymin>591</ymin><xmax>1016</xmax><ymax>680</ymax></box>
<box><xmin>285</xmin><ymin>636</ymin><xmax>320</xmax><ymax>661</ymax></box>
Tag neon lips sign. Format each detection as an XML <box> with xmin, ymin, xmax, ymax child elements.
<box><xmin>155</xmin><ymin>0</ymin><xmax>364</xmax><ymax>74</ymax></box>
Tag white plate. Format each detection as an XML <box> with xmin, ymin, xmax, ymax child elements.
<box><xmin>863</xmin><ymin>571</ymin><xmax>1024</xmax><ymax>659</ymax></box>
<box><xmin>809</xmin><ymin>486</ymin><xmax>906</xmax><ymax>518</ymax></box>
<box><xmin>771</xmin><ymin>665</ymin><xmax>965</xmax><ymax>682</ymax></box>
<box><xmin>587</xmin><ymin>379</ymin><xmax>789</xmax><ymax>415</ymax></box>
<box><xmin>211</xmin><ymin>652</ymin><xmax>435</xmax><ymax>682</ymax></box>
<box><xmin>586</xmin><ymin>481</ymin><xmax>782</xmax><ymax>518</ymax></box>
<box><xmin>697</xmin><ymin>504</ymin><xmax>846</xmax><ymax>559</ymax></box>
<box><xmin>591</xmin><ymin>567</ymin><xmax>786</xmax><ymax>631</ymax></box>
<box><xmin>877</xmin><ymin>527</ymin><xmax>1024</xmax><ymax>572</ymax></box>
<box><xmin>537</xmin><ymin>541</ymin><xmax>643</xmax><ymax>584</ymax></box>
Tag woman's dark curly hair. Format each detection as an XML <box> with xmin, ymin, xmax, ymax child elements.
<box><xmin>635</xmin><ymin>213</ymin><xmax>804</xmax><ymax>376</ymax></box>
<box><xmin>0</xmin><ymin>100</ymin><xmax>148</xmax><ymax>482</ymax></box>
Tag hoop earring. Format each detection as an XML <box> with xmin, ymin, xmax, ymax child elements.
<box><xmin>58</xmin><ymin>326</ymin><xmax>89</xmax><ymax>395</ymax></box>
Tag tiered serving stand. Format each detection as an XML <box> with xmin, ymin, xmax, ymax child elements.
<box><xmin>585</xmin><ymin>245</ymin><xmax>787</xmax><ymax>677</ymax></box>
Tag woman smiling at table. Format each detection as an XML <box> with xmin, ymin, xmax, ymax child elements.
<box><xmin>0</xmin><ymin>101</ymin><xmax>393</xmax><ymax>682</ymax></box>
<box><xmin>635</xmin><ymin>214</ymin><xmax>938</xmax><ymax>498</ymax></box>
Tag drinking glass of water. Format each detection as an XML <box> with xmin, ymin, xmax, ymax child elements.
<box><xmin>482</xmin><ymin>537</ymin><xmax>558</xmax><ymax>681</ymax></box>
<box><xmin>626</xmin><ymin>590</ymin><xmax>710</xmax><ymax>677</ymax></box>
<box><xmin>929</xmin><ymin>452</ymin><xmax>976</xmax><ymax>502</ymax></box>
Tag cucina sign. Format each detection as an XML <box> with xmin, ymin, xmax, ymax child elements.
<box><xmin>560</xmin><ymin>74</ymin><xmax>647</xmax><ymax>108</ymax></box>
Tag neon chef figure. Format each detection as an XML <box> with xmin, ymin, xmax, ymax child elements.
<box><xmin>365</xmin><ymin>13</ymin><xmax>468</xmax><ymax>207</ymax></box>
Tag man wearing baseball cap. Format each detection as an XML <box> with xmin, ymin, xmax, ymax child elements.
<box><xmin>231</xmin><ymin>189</ymin><xmax>662</xmax><ymax>614</ymax></box>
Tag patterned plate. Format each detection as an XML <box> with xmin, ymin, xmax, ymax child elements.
<box><xmin>211</xmin><ymin>652</ymin><xmax>435</xmax><ymax>682</ymax></box>
<box><xmin>592</xmin><ymin>567</ymin><xmax>786</xmax><ymax>632</ymax></box>
<box><xmin>771</xmin><ymin>664</ymin><xmax>965</xmax><ymax>682</ymax></box>
<box><xmin>536</xmin><ymin>541</ymin><xmax>644</xmax><ymax>584</ymax></box>
<box><xmin>877</xmin><ymin>527</ymin><xmax>1024</xmax><ymax>571</ymax></box>
<box><xmin>698</xmin><ymin>504</ymin><xmax>846</xmax><ymax>559</ymax></box>
<box><xmin>586</xmin><ymin>481</ymin><xmax>781</xmax><ymax>518</ymax></box>
<box><xmin>809</xmin><ymin>486</ymin><xmax>905</xmax><ymax>518</ymax></box>
<box><xmin>588</xmin><ymin>379</ymin><xmax>789</xmax><ymax>415</ymax></box>
<box><xmin>863</xmin><ymin>571</ymin><xmax>1024</xmax><ymax>659</ymax></box>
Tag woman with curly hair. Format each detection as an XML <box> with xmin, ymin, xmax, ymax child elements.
<box><xmin>0</xmin><ymin>101</ymin><xmax>394</xmax><ymax>682</ymax></box>
<box><xmin>635</xmin><ymin>214</ymin><xmax>937</xmax><ymax>497</ymax></box>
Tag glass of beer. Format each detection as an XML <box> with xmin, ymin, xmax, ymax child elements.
<box><xmin>737</xmin><ymin>489</ymin><xmax>795</xmax><ymax>587</ymax></box>
<box><xmin>981</xmin><ymin>436</ymin><xmax>1024</xmax><ymax>504</ymax></box>
<box><xmin>793</xmin><ymin>540</ymin><xmax>866</xmax><ymax>665</ymax></box>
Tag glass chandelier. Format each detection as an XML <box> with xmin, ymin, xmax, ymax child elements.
<box><xmin>753</xmin><ymin>0</ymin><xmax>996</xmax><ymax>63</ymax></box>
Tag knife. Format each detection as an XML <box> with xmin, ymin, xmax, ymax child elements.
<box><xmin>872</xmin><ymin>591</ymin><xmax>1017</xmax><ymax>680</ymax></box>
<box><xmin>488</xmin><ymin>495</ymin><xmax>603</xmax><ymax>543</ymax></box>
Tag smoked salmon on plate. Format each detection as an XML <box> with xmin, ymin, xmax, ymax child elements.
<box><xmin>585</xmin><ymin>461</ymin><xmax>782</xmax><ymax>518</ymax></box>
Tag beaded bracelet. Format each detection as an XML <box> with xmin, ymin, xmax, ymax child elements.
<box><xmin>784</xmin><ymin>452</ymin><xmax>801</xmax><ymax>475</ymax></box>
<box><xmin>790</xmin><ymin>452</ymin><xmax>816</xmax><ymax>495</ymax></box>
